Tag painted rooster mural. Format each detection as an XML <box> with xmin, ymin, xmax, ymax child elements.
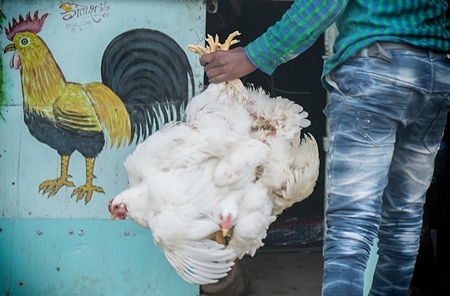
<box><xmin>3</xmin><ymin>11</ymin><xmax>194</xmax><ymax>204</ymax></box>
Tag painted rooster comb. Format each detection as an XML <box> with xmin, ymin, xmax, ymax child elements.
<box><xmin>5</xmin><ymin>11</ymin><xmax>49</xmax><ymax>41</ymax></box>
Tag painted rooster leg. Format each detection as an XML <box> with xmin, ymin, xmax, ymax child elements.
<box><xmin>39</xmin><ymin>155</ymin><xmax>75</xmax><ymax>197</ymax></box>
<box><xmin>214</xmin><ymin>230</ymin><xmax>227</xmax><ymax>246</ymax></box>
<box><xmin>72</xmin><ymin>157</ymin><xmax>105</xmax><ymax>204</ymax></box>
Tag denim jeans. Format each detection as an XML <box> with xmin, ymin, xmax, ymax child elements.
<box><xmin>321</xmin><ymin>49</ymin><xmax>450</xmax><ymax>296</ymax></box>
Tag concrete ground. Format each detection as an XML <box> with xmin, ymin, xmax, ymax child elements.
<box><xmin>241</xmin><ymin>247</ymin><xmax>323</xmax><ymax>296</ymax></box>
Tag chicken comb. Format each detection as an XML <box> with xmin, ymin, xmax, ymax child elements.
<box><xmin>5</xmin><ymin>11</ymin><xmax>49</xmax><ymax>41</ymax></box>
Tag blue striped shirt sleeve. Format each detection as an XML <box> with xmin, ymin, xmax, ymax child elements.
<box><xmin>245</xmin><ymin>0</ymin><xmax>348</xmax><ymax>75</ymax></box>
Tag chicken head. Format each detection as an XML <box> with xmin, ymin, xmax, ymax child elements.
<box><xmin>108</xmin><ymin>199</ymin><xmax>128</xmax><ymax>220</ymax></box>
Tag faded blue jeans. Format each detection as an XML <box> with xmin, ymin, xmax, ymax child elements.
<box><xmin>322</xmin><ymin>49</ymin><xmax>450</xmax><ymax>296</ymax></box>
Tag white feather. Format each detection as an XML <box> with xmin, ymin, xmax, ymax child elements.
<box><xmin>109</xmin><ymin>78</ymin><xmax>319</xmax><ymax>284</ymax></box>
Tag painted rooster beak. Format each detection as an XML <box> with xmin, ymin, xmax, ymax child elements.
<box><xmin>110</xmin><ymin>213</ymin><xmax>117</xmax><ymax>221</ymax></box>
<box><xmin>4</xmin><ymin>43</ymin><xmax>16</xmax><ymax>53</ymax></box>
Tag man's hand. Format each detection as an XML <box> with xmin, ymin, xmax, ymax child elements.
<box><xmin>200</xmin><ymin>47</ymin><xmax>257</xmax><ymax>84</ymax></box>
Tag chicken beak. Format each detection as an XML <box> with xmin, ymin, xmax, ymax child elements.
<box><xmin>110</xmin><ymin>213</ymin><xmax>117</xmax><ymax>221</ymax></box>
<box><xmin>4</xmin><ymin>43</ymin><xmax>16</xmax><ymax>53</ymax></box>
<box><xmin>222</xmin><ymin>228</ymin><xmax>230</xmax><ymax>237</ymax></box>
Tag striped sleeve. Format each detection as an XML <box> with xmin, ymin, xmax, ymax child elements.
<box><xmin>245</xmin><ymin>0</ymin><xmax>349</xmax><ymax>75</ymax></box>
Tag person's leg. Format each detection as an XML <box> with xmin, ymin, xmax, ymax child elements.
<box><xmin>322</xmin><ymin>112</ymin><xmax>393</xmax><ymax>295</ymax></box>
<box><xmin>369</xmin><ymin>137</ymin><xmax>434</xmax><ymax>295</ymax></box>
<box><xmin>369</xmin><ymin>51</ymin><xmax>450</xmax><ymax>296</ymax></box>
<box><xmin>322</xmin><ymin>51</ymin><xmax>450</xmax><ymax>296</ymax></box>
<box><xmin>322</xmin><ymin>65</ymin><xmax>397</xmax><ymax>296</ymax></box>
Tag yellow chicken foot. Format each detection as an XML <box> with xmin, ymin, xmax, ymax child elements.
<box><xmin>71</xmin><ymin>157</ymin><xmax>104</xmax><ymax>204</ymax></box>
<box><xmin>214</xmin><ymin>230</ymin><xmax>227</xmax><ymax>246</ymax></box>
<box><xmin>187</xmin><ymin>31</ymin><xmax>241</xmax><ymax>56</ymax></box>
<box><xmin>187</xmin><ymin>44</ymin><xmax>208</xmax><ymax>56</ymax></box>
<box><xmin>205</xmin><ymin>34</ymin><xmax>221</xmax><ymax>52</ymax></box>
<box><xmin>220</xmin><ymin>31</ymin><xmax>241</xmax><ymax>50</ymax></box>
<box><xmin>39</xmin><ymin>155</ymin><xmax>75</xmax><ymax>197</ymax></box>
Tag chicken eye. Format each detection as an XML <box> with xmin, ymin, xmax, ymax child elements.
<box><xmin>114</xmin><ymin>205</ymin><xmax>119</xmax><ymax>209</ymax></box>
<box><xmin>20</xmin><ymin>37</ymin><xmax>30</xmax><ymax>46</ymax></box>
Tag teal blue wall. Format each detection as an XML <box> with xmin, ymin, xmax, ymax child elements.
<box><xmin>363</xmin><ymin>239</ymin><xmax>379</xmax><ymax>295</ymax></box>
<box><xmin>1</xmin><ymin>219</ymin><xmax>199</xmax><ymax>295</ymax></box>
<box><xmin>0</xmin><ymin>1</ymin><xmax>205</xmax><ymax>295</ymax></box>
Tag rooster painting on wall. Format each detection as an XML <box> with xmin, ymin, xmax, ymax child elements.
<box><xmin>3</xmin><ymin>11</ymin><xmax>194</xmax><ymax>204</ymax></box>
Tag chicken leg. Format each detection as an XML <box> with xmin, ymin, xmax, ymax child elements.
<box><xmin>39</xmin><ymin>155</ymin><xmax>75</xmax><ymax>196</ymax></box>
<box><xmin>187</xmin><ymin>31</ymin><xmax>241</xmax><ymax>55</ymax></box>
<box><xmin>71</xmin><ymin>157</ymin><xmax>105</xmax><ymax>204</ymax></box>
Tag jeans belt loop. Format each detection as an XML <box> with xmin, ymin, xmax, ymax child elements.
<box><xmin>355</xmin><ymin>42</ymin><xmax>437</xmax><ymax>63</ymax></box>
<box><xmin>373</xmin><ymin>43</ymin><xmax>391</xmax><ymax>63</ymax></box>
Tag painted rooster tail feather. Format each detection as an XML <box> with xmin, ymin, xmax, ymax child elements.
<box><xmin>101</xmin><ymin>28</ymin><xmax>195</xmax><ymax>142</ymax></box>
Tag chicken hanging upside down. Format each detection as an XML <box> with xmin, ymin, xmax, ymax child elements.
<box><xmin>108</xmin><ymin>31</ymin><xmax>320</xmax><ymax>285</ymax></box>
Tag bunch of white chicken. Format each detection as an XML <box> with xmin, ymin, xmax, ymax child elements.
<box><xmin>108</xmin><ymin>31</ymin><xmax>319</xmax><ymax>285</ymax></box>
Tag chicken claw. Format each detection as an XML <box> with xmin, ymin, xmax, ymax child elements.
<box><xmin>221</xmin><ymin>31</ymin><xmax>241</xmax><ymax>50</ymax></box>
<box><xmin>39</xmin><ymin>176</ymin><xmax>75</xmax><ymax>197</ymax></box>
<box><xmin>39</xmin><ymin>155</ymin><xmax>75</xmax><ymax>196</ymax></box>
<box><xmin>188</xmin><ymin>31</ymin><xmax>241</xmax><ymax>55</ymax></box>
<box><xmin>71</xmin><ymin>157</ymin><xmax>104</xmax><ymax>204</ymax></box>
<box><xmin>187</xmin><ymin>44</ymin><xmax>208</xmax><ymax>56</ymax></box>
<box><xmin>72</xmin><ymin>183</ymin><xmax>105</xmax><ymax>204</ymax></box>
<box><xmin>205</xmin><ymin>34</ymin><xmax>220</xmax><ymax>52</ymax></box>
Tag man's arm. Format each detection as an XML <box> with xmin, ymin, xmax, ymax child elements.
<box><xmin>200</xmin><ymin>0</ymin><xmax>347</xmax><ymax>83</ymax></box>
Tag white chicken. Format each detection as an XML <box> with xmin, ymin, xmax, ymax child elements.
<box><xmin>108</xmin><ymin>31</ymin><xmax>320</xmax><ymax>285</ymax></box>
